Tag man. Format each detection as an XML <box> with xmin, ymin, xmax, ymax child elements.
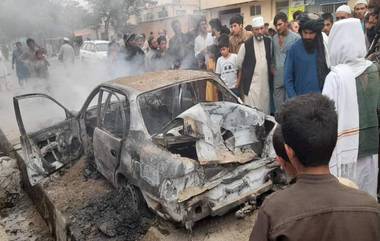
<box><xmin>366</xmin><ymin>10</ymin><xmax>379</xmax><ymax>44</ymax></box>
<box><xmin>209</xmin><ymin>18</ymin><xmax>230</xmax><ymax>38</ymax></box>
<box><xmin>124</xmin><ymin>33</ymin><xmax>145</xmax><ymax>74</ymax></box>
<box><xmin>12</xmin><ymin>42</ymin><xmax>29</xmax><ymax>86</ymax></box>
<box><xmin>58</xmin><ymin>37</ymin><xmax>75</xmax><ymax>68</ymax></box>
<box><xmin>0</xmin><ymin>51</ymin><xmax>8</xmax><ymax>91</ymax></box>
<box><xmin>284</xmin><ymin>13</ymin><xmax>329</xmax><ymax>98</ymax></box>
<box><xmin>336</xmin><ymin>4</ymin><xmax>353</xmax><ymax>21</ymax></box>
<box><xmin>322</xmin><ymin>12</ymin><xmax>334</xmax><ymax>35</ymax></box>
<box><xmin>323</xmin><ymin>18</ymin><xmax>380</xmax><ymax>199</ymax></box>
<box><xmin>250</xmin><ymin>93</ymin><xmax>380</xmax><ymax>241</ymax></box>
<box><xmin>264</xmin><ymin>23</ymin><xmax>270</xmax><ymax>36</ymax></box>
<box><xmin>245</xmin><ymin>25</ymin><xmax>253</xmax><ymax>32</ymax></box>
<box><xmin>194</xmin><ymin>16</ymin><xmax>214</xmax><ymax>66</ymax></box>
<box><xmin>272</xmin><ymin>12</ymin><xmax>300</xmax><ymax>111</ymax></box>
<box><xmin>354</xmin><ymin>0</ymin><xmax>369</xmax><ymax>29</ymax></box>
<box><xmin>229</xmin><ymin>15</ymin><xmax>252</xmax><ymax>54</ymax></box>
<box><xmin>208</xmin><ymin>19</ymin><xmax>230</xmax><ymax>65</ymax></box>
<box><xmin>237</xmin><ymin>16</ymin><xmax>272</xmax><ymax>114</ymax></box>
<box><xmin>168</xmin><ymin>20</ymin><xmax>187</xmax><ymax>68</ymax></box>
<box><xmin>134</xmin><ymin>34</ymin><xmax>145</xmax><ymax>50</ymax></box>
<box><xmin>151</xmin><ymin>36</ymin><xmax>172</xmax><ymax>71</ymax></box>
<box><xmin>145</xmin><ymin>36</ymin><xmax>158</xmax><ymax>71</ymax></box>
<box><xmin>22</xmin><ymin>38</ymin><xmax>39</xmax><ymax>77</ymax></box>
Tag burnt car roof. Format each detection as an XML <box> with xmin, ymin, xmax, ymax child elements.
<box><xmin>106</xmin><ymin>70</ymin><xmax>215</xmax><ymax>93</ymax></box>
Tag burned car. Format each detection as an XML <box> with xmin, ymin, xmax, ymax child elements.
<box><xmin>14</xmin><ymin>70</ymin><xmax>281</xmax><ymax>228</ymax></box>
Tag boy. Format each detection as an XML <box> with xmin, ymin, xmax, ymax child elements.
<box><xmin>229</xmin><ymin>14</ymin><xmax>252</xmax><ymax>54</ymax></box>
<box><xmin>215</xmin><ymin>36</ymin><xmax>239</xmax><ymax>96</ymax></box>
<box><xmin>250</xmin><ymin>93</ymin><xmax>380</xmax><ymax>241</ymax></box>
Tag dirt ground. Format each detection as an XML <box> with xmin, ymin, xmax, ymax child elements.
<box><xmin>44</xmin><ymin>159</ymin><xmax>111</xmax><ymax>212</ymax></box>
<box><xmin>142</xmin><ymin>211</ymin><xmax>257</xmax><ymax>241</ymax></box>
<box><xmin>0</xmin><ymin>193</ymin><xmax>53</xmax><ymax>241</ymax></box>
<box><xmin>42</xmin><ymin>158</ymin><xmax>258</xmax><ymax>241</ymax></box>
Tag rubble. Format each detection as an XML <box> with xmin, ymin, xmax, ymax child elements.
<box><xmin>0</xmin><ymin>193</ymin><xmax>53</xmax><ymax>241</ymax></box>
<box><xmin>0</xmin><ymin>156</ymin><xmax>21</xmax><ymax>209</ymax></box>
<box><xmin>70</xmin><ymin>186</ymin><xmax>154</xmax><ymax>241</ymax></box>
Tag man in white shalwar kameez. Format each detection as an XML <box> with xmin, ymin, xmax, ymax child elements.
<box><xmin>323</xmin><ymin>18</ymin><xmax>380</xmax><ymax>199</ymax></box>
<box><xmin>237</xmin><ymin>17</ymin><xmax>272</xmax><ymax>114</ymax></box>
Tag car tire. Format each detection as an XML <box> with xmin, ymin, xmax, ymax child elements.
<box><xmin>121</xmin><ymin>183</ymin><xmax>151</xmax><ymax>217</ymax></box>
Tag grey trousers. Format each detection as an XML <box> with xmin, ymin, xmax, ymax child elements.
<box><xmin>273</xmin><ymin>86</ymin><xmax>285</xmax><ymax>112</ymax></box>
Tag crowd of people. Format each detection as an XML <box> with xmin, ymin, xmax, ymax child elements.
<box><xmin>0</xmin><ymin>37</ymin><xmax>76</xmax><ymax>91</ymax></box>
<box><xmin>1</xmin><ymin>0</ymin><xmax>380</xmax><ymax>239</ymax></box>
<box><xmin>105</xmin><ymin>1</ymin><xmax>379</xmax><ymax>240</ymax></box>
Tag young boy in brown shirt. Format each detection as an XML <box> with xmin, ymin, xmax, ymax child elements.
<box><xmin>250</xmin><ymin>93</ymin><xmax>380</xmax><ymax>241</ymax></box>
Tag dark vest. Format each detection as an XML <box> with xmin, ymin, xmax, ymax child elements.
<box><xmin>241</xmin><ymin>36</ymin><xmax>273</xmax><ymax>96</ymax></box>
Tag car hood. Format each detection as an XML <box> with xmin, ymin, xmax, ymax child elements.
<box><xmin>155</xmin><ymin>102</ymin><xmax>276</xmax><ymax>165</ymax></box>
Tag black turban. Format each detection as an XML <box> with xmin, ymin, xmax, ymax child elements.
<box><xmin>298</xmin><ymin>13</ymin><xmax>324</xmax><ymax>33</ymax></box>
<box><xmin>298</xmin><ymin>12</ymin><xmax>329</xmax><ymax>90</ymax></box>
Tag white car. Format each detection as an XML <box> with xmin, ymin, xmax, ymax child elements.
<box><xmin>80</xmin><ymin>40</ymin><xmax>109</xmax><ymax>62</ymax></box>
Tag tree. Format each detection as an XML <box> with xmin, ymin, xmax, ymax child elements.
<box><xmin>86</xmin><ymin>0</ymin><xmax>156</xmax><ymax>39</ymax></box>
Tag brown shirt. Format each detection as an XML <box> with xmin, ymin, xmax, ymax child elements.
<box><xmin>229</xmin><ymin>29</ymin><xmax>253</xmax><ymax>54</ymax></box>
<box><xmin>250</xmin><ymin>174</ymin><xmax>380</xmax><ymax>241</ymax></box>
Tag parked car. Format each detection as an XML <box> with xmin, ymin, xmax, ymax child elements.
<box><xmin>14</xmin><ymin>70</ymin><xmax>283</xmax><ymax>229</ymax></box>
<box><xmin>80</xmin><ymin>40</ymin><xmax>109</xmax><ymax>62</ymax></box>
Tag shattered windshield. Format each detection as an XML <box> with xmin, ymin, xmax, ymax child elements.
<box><xmin>138</xmin><ymin>79</ymin><xmax>238</xmax><ymax>135</ymax></box>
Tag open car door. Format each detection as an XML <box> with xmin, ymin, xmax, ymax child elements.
<box><xmin>14</xmin><ymin>93</ymin><xmax>83</xmax><ymax>186</ymax></box>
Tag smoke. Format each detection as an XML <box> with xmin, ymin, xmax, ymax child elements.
<box><xmin>0</xmin><ymin>53</ymin><xmax>141</xmax><ymax>138</ymax></box>
<box><xmin>0</xmin><ymin>0</ymin><xmax>90</xmax><ymax>42</ymax></box>
<box><xmin>0</xmin><ymin>0</ymin><xmax>207</xmax><ymax>139</ymax></box>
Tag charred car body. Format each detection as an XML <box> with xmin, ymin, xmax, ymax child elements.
<box><xmin>14</xmin><ymin>70</ymin><xmax>282</xmax><ymax>228</ymax></box>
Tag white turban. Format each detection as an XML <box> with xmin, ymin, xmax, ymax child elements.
<box><xmin>336</xmin><ymin>5</ymin><xmax>352</xmax><ymax>14</ymax></box>
<box><xmin>355</xmin><ymin>0</ymin><xmax>368</xmax><ymax>6</ymax></box>
<box><xmin>252</xmin><ymin>16</ymin><xmax>264</xmax><ymax>28</ymax></box>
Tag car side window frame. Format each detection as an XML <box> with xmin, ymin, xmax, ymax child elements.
<box><xmin>98</xmin><ymin>88</ymin><xmax>130</xmax><ymax>139</ymax></box>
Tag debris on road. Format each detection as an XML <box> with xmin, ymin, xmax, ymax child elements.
<box><xmin>0</xmin><ymin>156</ymin><xmax>21</xmax><ymax>209</ymax></box>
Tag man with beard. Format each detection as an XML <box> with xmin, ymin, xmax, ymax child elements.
<box><xmin>237</xmin><ymin>16</ymin><xmax>272</xmax><ymax>114</ymax></box>
<box><xmin>229</xmin><ymin>15</ymin><xmax>252</xmax><ymax>54</ymax></box>
<box><xmin>272</xmin><ymin>12</ymin><xmax>300</xmax><ymax>111</ymax></box>
<box><xmin>366</xmin><ymin>10</ymin><xmax>379</xmax><ymax>44</ymax></box>
<box><xmin>284</xmin><ymin>13</ymin><xmax>329</xmax><ymax>98</ymax></box>
<box><xmin>354</xmin><ymin>0</ymin><xmax>369</xmax><ymax>30</ymax></box>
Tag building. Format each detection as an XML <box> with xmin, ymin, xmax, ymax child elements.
<box><xmin>129</xmin><ymin>0</ymin><xmax>200</xmax><ymax>38</ymax></box>
<box><xmin>200</xmin><ymin>0</ymin><xmax>286</xmax><ymax>26</ymax></box>
<box><xmin>304</xmin><ymin>0</ymin><xmax>348</xmax><ymax>13</ymax></box>
<box><xmin>128</xmin><ymin>0</ymin><xmax>350</xmax><ymax>38</ymax></box>
<box><xmin>199</xmin><ymin>0</ymin><xmax>349</xmax><ymax>27</ymax></box>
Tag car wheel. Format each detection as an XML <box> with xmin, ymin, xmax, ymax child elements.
<box><xmin>121</xmin><ymin>183</ymin><xmax>151</xmax><ymax>216</ymax></box>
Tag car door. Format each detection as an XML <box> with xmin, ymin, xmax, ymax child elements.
<box><xmin>93</xmin><ymin>89</ymin><xmax>129</xmax><ymax>184</ymax></box>
<box><xmin>13</xmin><ymin>93</ymin><xmax>83</xmax><ymax>186</ymax></box>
